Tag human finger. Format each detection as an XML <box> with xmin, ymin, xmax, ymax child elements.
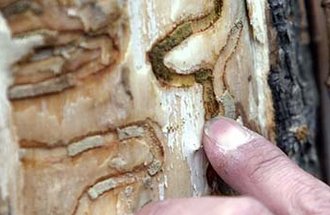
<box><xmin>136</xmin><ymin>196</ymin><xmax>272</xmax><ymax>215</ymax></box>
<box><xmin>203</xmin><ymin>117</ymin><xmax>330</xmax><ymax>215</ymax></box>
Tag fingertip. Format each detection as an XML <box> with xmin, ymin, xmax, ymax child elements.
<box><xmin>203</xmin><ymin>117</ymin><xmax>257</xmax><ymax>153</ymax></box>
<box><xmin>202</xmin><ymin>117</ymin><xmax>330</xmax><ymax>215</ymax></box>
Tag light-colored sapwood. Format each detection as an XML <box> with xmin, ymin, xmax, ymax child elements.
<box><xmin>0</xmin><ymin>1</ymin><xmax>274</xmax><ymax>214</ymax></box>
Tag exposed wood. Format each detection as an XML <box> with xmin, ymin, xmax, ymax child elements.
<box><xmin>0</xmin><ymin>14</ymin><xmax>43</xmax><ymax>215</ymax></box>
<box><xmin>0</xmin><ymin>0</ymin><xmax>322</xmax><ymax>214</ymax></box>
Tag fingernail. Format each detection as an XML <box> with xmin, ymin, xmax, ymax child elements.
<box><xmin>204</xmin><ymin>117</ymin><xmax>255</xmax><ymax>152</ymax></box>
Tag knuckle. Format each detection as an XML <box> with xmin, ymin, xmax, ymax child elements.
<box><xmin>244</xmin><ymin>141</ymin><xmax>285</xmax><ymax>182</ymax></box>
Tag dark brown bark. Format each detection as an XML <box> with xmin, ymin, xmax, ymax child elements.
<box><xmin>307</xmin><ymin>0</ymin><xmax>330</xmax><ymax>183</ymax></box>
<box><xmin>267</xmin><ymin>0</ymin><xmax>321</xmax><ymax>176</ymax></box>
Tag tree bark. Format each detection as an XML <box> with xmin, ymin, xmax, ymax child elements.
<box><xmin>307</xmin><ymin>0</ymin><xmax>330</xmax><ymax>182</ymax></box>
<box><xmin>267</xmin><ymin>0</ymin><xmax>320</xmax><ymax>176</ymax></box>
<box><xmin>0</xmin><ymin>0</ymin><xmax>321</xmax><ymax>214</ymax></box>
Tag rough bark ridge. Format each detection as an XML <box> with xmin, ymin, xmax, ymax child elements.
<box><xmin>268</xmin><ymin>0</ymin><xmax>320</xmax><ymax>176</ymax></box>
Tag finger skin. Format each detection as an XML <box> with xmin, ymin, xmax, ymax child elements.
<box><xmin>136</xmin><ymin>197</ymin><xmax>273</xmax><ymax>215</ymax></box>
<box><xmin>203</xmin><ymin>117</ymin><xmax>330</xmax><ymax>215</ymax></box>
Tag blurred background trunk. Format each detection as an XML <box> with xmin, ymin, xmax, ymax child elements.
<box><xmin>0</xmin><ymin>0</ymin><xmax>327</xmax><ymax>214</ymax></box>
<box><xmin>307</xmin><ymin>0</ymin><xmax>330</xmax><ymax>184</ymax></box>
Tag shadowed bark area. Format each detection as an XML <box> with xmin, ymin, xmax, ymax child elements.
<box><xmin>305</xmin><ymin>0</ymin><xmax>330</xmax><ymax>182</ymax></box>
<box><xmin>268</xmin><ymin>0</ymin><xmax>321</xmax><ymax>176</ymax></box>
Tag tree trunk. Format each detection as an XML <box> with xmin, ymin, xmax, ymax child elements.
<box><xmin>0</xmin><ymin>0</ymin><xmax>321</xmax><ymax>214</ymax></box>
<box><xmin>267</xmin><ymin>0</ymin><xmax>320</xmax><ymax>176</ymax></box>
<box><xmin>308</xmin><ymin>0</ymin><xmax>330</xmax><ymax>182</ymax></box>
